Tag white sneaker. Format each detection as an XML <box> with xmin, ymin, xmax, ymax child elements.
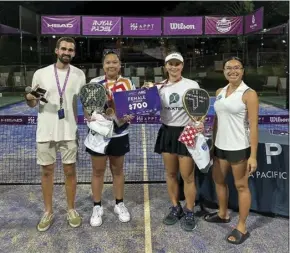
<box><xmin>90</xmin><ymin>205</ymin><xmax>104</xmax><ymax>227</ymax></box>
<box><xmin>114</xmin><ymin>202</ymin><xmax>130</xmax><ymax>222</ymax></box>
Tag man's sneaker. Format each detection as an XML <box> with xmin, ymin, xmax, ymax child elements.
<box><xmin>163</xmin><ymin>205</ymin><xmax>184</xmax><ymax>225</ymax></box>
<box><xmin>114</xmin><ymin>202</ymin><xmax>130</xmax><ymax>222</ymax></box>
<box><xmin>37</xmin><ymin>212</ymin><xmax>54</xmax><ymax>232</ymax></box>
<box><xmin>90</xmin><ymin>205</ymin><xmax>104</xmax><ymax>227</ymax></box>
<box><xmin>180</xmin><ymin>210</ymin><xmax>197</xmax><ymax>231</ymax></box>
<box><xmin>67</xmin><ymin>209</ymin><xmax>82</xmax><ymax>228</ymax></box>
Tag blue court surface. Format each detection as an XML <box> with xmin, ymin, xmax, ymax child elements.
<box><xmin>0</xmin><ymin>98</ymin><xmax>288</xmax><ymax>184</ymax></box>
<box><xmin>0</xmin><ymin>99</ymin><xmax>289</xmax><ymax>253</ymax></box>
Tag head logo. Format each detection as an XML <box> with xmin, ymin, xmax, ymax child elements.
<box><xmin>265</xmin><ymin>143</ymin><xmax>282</xmax><ymax>164</ymax></box>
<box><xmin>48</xmin><ymin>24</ymin><xmax>73</xmax><ymax>28</ymax></box>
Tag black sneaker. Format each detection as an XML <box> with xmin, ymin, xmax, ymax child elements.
<box><xmin>180</xmin><ymin>210</ymin><xmax>197</xmax><ymax>231</ymax></box>
<box><xmin>163</xmin><ymin>205</ymin><xmax>184</xmax><ymax>225</ymax></box>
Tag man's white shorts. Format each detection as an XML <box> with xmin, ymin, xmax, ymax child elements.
<box><xmin>37</xmin><ymin>140</ymin><xmax>78</xmax><ymax>166</ymax></box>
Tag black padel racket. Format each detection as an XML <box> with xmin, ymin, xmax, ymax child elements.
<box><xmin>79</xmin><ymin>82</ymin><xmax>107</xmax><ymax>116</ymax></box>
<box><xmin>183</xmin><ymin>88</ymin><xmax>210</xmax><ymax>122</ymax></box>
<box><xmin>183</xmin><ymin>88</ymin><xmax>213</xmax><ymax>150</ymax></box>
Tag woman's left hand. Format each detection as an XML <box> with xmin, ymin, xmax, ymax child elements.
<box><xmin>247</xmin><ymin>157</ymin><xmax>257</xmax><ymax>175</ymax></box>
<box><xmin>121</xmin><ymin>114</ymin><xmax>135</xmax><ymax>123</ymax></box>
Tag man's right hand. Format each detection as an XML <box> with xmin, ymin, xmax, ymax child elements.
<box><xmin>25</xmin><ymin>93</ymin><xmax>40</xmax><ymax>101</ymax></box>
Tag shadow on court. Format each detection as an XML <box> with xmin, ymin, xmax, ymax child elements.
<box><xmin>0</xmin><ymin>184</ymin><xmax>288</xmax><ymax>253</ymax></box>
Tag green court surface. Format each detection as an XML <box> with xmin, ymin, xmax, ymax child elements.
<box><xmin>0</xmin><ymin>96</ymin><xmax>24</xmax><ymax>108</ymax></box>
<box><xmin>259</xmin><ymin>95</ymin><xmax>287</xmax><ymax>109</ymax></box>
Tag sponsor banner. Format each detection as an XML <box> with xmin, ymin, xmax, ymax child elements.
<box><xmin>205</xmin><ymin>16</ymin><xmax>243</xmax><ymax>35</ymax></box>
<box><xmin>163</xmin><ymin>17</ymin><xmax>203</xmax><ymax>35</ymax></box>
<box><xmin>259</xmin><ymin>115</ymin><xmax>289</xmax><ymax>124</ymax></box>
<box><xmin>0</xmin><ymin>115</ymin><xmax>288</xmax><ymax>125</ymax></box>
<box><xmin>249</xmin><ymin>142</ymin><xmax>288</xmax><ymax>216</ymax></box>
<box><xmin>82</xmin><ymin>16</ymin><xmax>121</xmax><ymax>36</ymax></box>
<box><xmin>0</xmin><ymin>116</ymin><xmax>36</xmax><ymax>125</ymax></box>
<box><xmin>200</xmin><ymin>134</ymin><xmax>289</xmax><ymax>216</ymax></box>
<box><xmin>245</xmin><ymin>7</ymin><xmax>263</xmax><ymax>34</ymax></box>
<box><xmin>41</xmin><ymin>16</ymin><xmax>81</xmax><ymax>35</ymax></box>
<box><xmin>122</xmin><ymin>17</ymin><xmax>162</xmax><ymax>36</ymax></box>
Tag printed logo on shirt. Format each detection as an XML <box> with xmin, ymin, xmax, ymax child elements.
<box><xmin>216</xmin><ymin>94</ymin><xmax>222</xmax><ymax>101</ymax></box>
<box><xmin>201</xmin><ymin>142</ymin><xmax>208</xmax><ymax>151</ymax></box>
<box><xmin>169</xmin><ymin>93</ymin><xmax>180</xmax><ymax>104</ymax></box>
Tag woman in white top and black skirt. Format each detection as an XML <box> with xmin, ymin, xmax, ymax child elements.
<box><xmin>204</xmin><ymin>57</ymin><xmax>259</xmax><ymax>244</ymax></box>
<box><xmin>146</xmin><ymin>52</ymin><xmax>204</xmax><ymax>231</ymax></box>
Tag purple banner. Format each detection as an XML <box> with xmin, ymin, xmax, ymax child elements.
<box><xmin>0</xmin><ymin>115</ymin><xmax>288</xmax><ymax>125</ymax></box>
<box><xmin>113</xmin><ymin>87</ymin><xmax>161</xmax><ymax>118</ymax></box>
<box><xmin>205</xmin><ymin>16</ymin><xmax>243</xmax><ymax>35</ymax></box>
<box><xmin>122</xmin><ymin>17</ymin><xmax>161</xmax><ymax>36</ymax></box>
<box><xmin>41</xmin><ymin>16</ymin><xmax>81</xmax><ymax>35</ymax></box>
<box><xmin>163</xmin><ymin>17</ymin><xmax>203</xmax><ymax>35</ymax></box>
<box><xmin>245</xmin><ymin>7</ymin><xmax>264</xmax><ymax>34</ymax></box>
<box><xmin>82</xmin><ymin>16</ymin><xmax>121</xmax><ymax>36</ymax></box>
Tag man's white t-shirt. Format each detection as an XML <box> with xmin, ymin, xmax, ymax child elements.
<box><xmin>32</xmin><ymin>64</ymin><xmax>86</xmax><ymax>142</ymax></box>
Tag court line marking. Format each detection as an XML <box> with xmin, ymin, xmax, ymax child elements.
<box><xmin>141</xmin><ymin>124</ymin><xmax>152</xmax><ymax>253</ymax></box>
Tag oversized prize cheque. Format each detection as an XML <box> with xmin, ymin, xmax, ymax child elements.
<box><xmin>112</xmin><ymin>86</ymin><xmax>161</xmax><ymax>118</ymax></box>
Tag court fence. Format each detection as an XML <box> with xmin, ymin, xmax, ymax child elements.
<box><xmin>0</xmin><ymin>114</ymin><xmax>288</xmax><ymax>185</ymax></box>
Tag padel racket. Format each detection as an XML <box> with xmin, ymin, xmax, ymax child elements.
<box><xmin>183</xmin><ymin>88</ymin><xmax>210</xmax><ymax>122</ymax></box>
<box><xmin>182</xmin><ymin>88</ymin><xmax>213</xmax><ymax>150</ymax></box>
<box><xmin>79</xmin><ymin>82</ymin><xmax>107</xmax><ymax>116</ymax></box>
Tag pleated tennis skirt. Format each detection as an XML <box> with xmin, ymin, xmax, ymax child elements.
<box><xmin>154</xmin><ymin>124</ymin><xmax>191</xmax><ymax>157</ymax></box>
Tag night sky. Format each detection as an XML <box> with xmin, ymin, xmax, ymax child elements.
<box><xmin>20</xmin><ymin>1</ymin><xmax>180</xmax><ymax>16</ymax></box>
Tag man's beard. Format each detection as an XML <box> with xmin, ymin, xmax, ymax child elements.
<box><xmin>58</xmin><ymin>55</ymin><xmax>72</xmax><ymax>64</ymax></box>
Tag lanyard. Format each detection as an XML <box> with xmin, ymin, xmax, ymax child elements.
<box><xmin>54</xmin><ymin>64</ymin><xmax>71</xmax><ymax>108</ymax></box>
<box><xmin>159</xmin><ymin>76</ymin><xmax>182</xmax><ymax>90</ymax></box>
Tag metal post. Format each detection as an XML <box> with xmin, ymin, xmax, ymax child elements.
<box><xmin>286</xmin><ymin>21</ymin><xmax>289</xmax><ymax>110</ymax></box>
<box><xmin>19</xmin><ymin>5</ymin><xmax>23</xmax><ymax>69</ymax></box>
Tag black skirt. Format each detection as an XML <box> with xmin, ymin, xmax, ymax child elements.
<box><xmin>154</xmin><ymin>124</ymin><xmax>191</xmax><ymax>157</ymax></box>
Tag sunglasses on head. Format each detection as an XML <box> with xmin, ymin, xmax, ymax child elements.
<box><xmin>103</xmin><ymin>50</ymin><xmax>120</xmax><ymax>57</ymax></box>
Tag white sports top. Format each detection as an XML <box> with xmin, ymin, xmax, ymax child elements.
<box><xmin>214</xmin><ymin>81</ymin><xmax>251</xmax><ymax>151</ymax></box>
<box><xmin>156</xmin><ymin>77</ymin><xmax>200</xmax><ymax>127</ymax></box>
<box><xmin>89</xmin><ymin>75</ymin><xmax>135</xmax><ymax>138</ymax></box>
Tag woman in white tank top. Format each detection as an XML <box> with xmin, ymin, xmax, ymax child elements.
<box><xmin>204</xmin><ymin>57</ymin><xmax>259</xmax><ymax>244</ymax></box>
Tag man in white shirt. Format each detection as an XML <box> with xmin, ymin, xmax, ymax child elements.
<box><xmin>25</xmin><ymin>37</ymin><xmax>86</xmax><ymax>232</ymax></box>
